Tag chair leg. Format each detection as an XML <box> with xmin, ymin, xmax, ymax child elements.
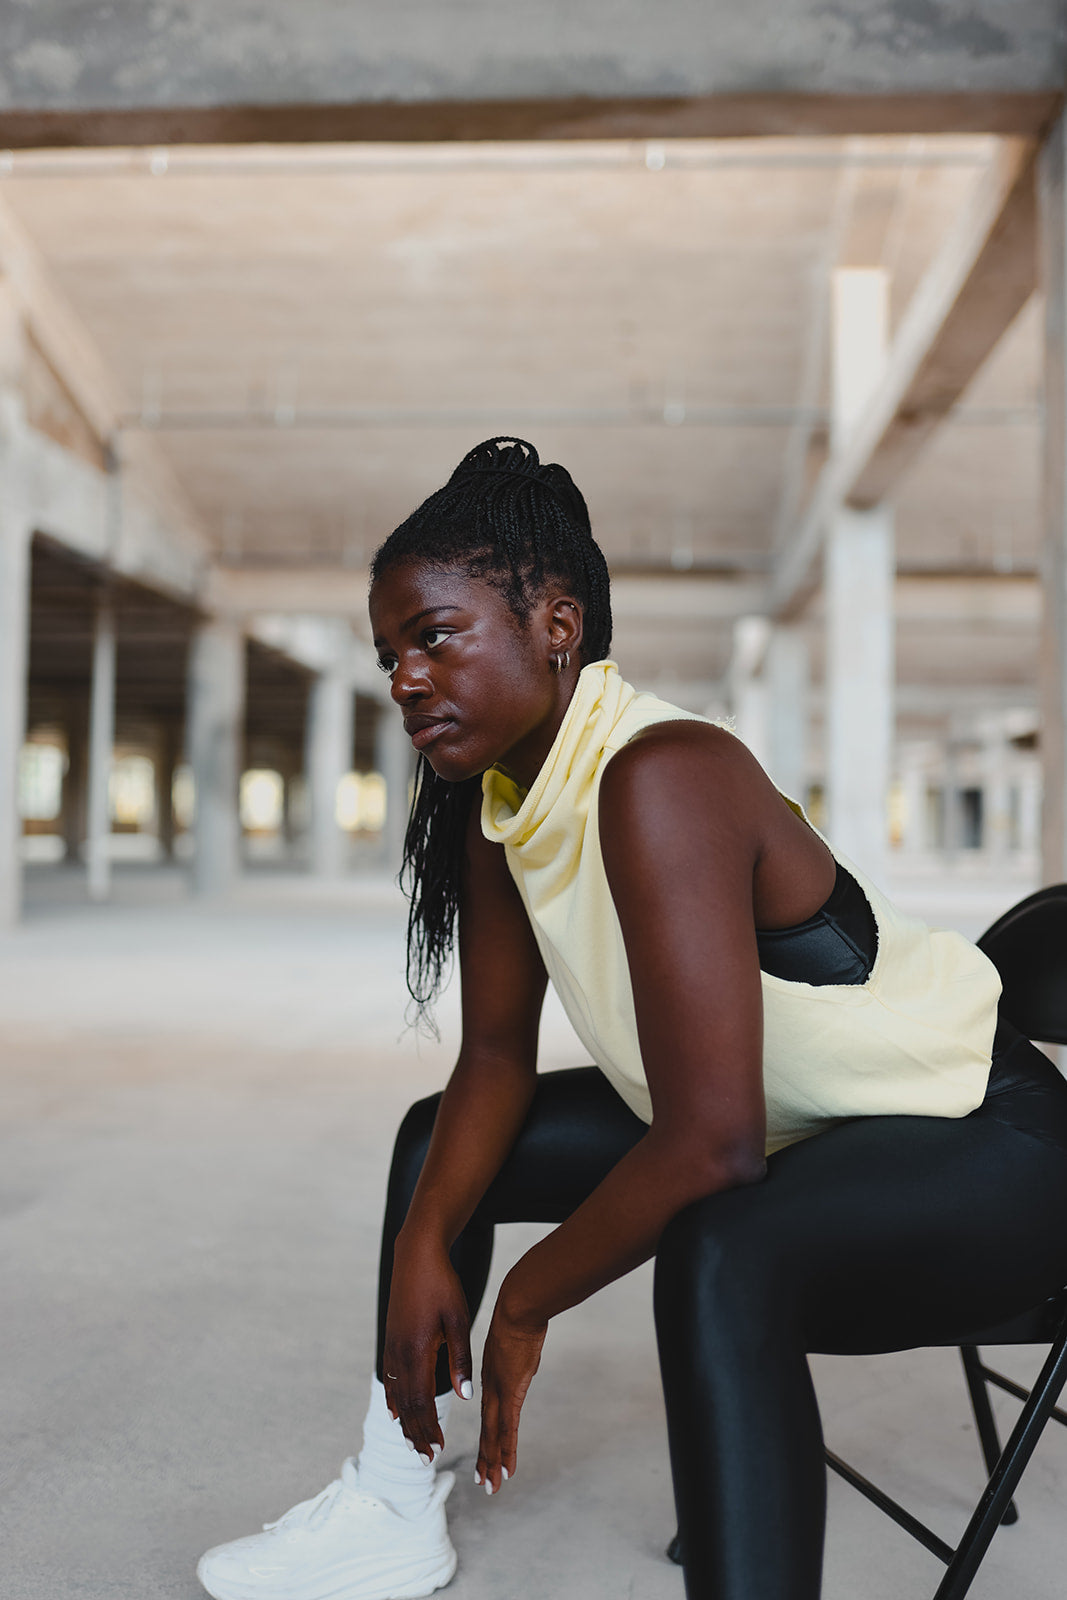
<box><xmin>932</xmin><ymin>1332</ymin><xmax>1067</xmax><ymax>1600</ymax></box>
<box><xmin>958</xmin><ymin>1346</ymin><xmax>1018</xmax><ymax>1525</ymax></box>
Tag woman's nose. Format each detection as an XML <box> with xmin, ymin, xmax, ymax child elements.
<box><xmin>390</xmin><ymin>654</ymin><xmax>430</xmax><ymax>704</ymax></box>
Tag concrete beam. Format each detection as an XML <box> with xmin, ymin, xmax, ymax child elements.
<box><xmin>0</xmin><ymin>201</ymin><xmax>122</xmax><ymax>443</ymax></box>
<box><xmin>25</xmin><ymin>428</ymin><xmax>208</xmax><ymax>604</ymax></box>
<box><xmin>895</xmin><ymin>683</ymin><xmax>1037</xmax><ymax>715</ymax></box>
<box><xmin>0</xmin><ymin>2</ymin><xmax>1062</xmax><ymax>145</ymax></box>
<box><xmin>848</xmin><ymin>141</ymin><xmax>1039</xmax><ymax>507</ymax></box>
<box><xmin>1</xmin><ymin>96</ymin><xmax>1061</xmax><ymax>151</ymax></box>
<box><xmin>892</xmin><ymin>571</ymin><xmax>1039</xmax><ymax>626</ymax></box>
<box><xmin>771</xmin><ymin>138</ymin><xmax>1041</xmax><ymax>616</ymax></box>
<box><xmin>207</xmin><ymin>564</ymin><xmax>769</xmax><ymax>623</ymax></box>
<box><xmin>244</xmin><ymin>613</ymin><xmax>384</xmax><ymax>699</ymax></box>
<box><xmin>209</xmin><ymin>561</ymin><xmax>1037</xmax><ymax>633</ymax></box>
<box><xmin>0</xmin><ymin>198</ymin><xmax>210</xmax><ymax>586</ymax></box>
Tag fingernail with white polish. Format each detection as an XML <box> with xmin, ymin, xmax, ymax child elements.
<box><xmin>405</xmin><ymin>1437</ymin><xmax>415</xmax><ymax>1452</ymax></box>
<box><xmin>432</xmin><ymin>1442</ymin><xmax>443</xmax><ymax>1457</ymax></box>
<box><xmin>501</xmin><ymin>1466</ymin><xmax>509</xmax><ymax>1481</ymax></box>
<box><xmin>460</xmin><ymin>1379</ymin><xmax>474</xmax><ymax>1401</ymax></box>
<box><xmin>485</xmin><ymin>1480</ymin><xmax>494</xmax><ymax>1496</ymax></box>
<box><xmin>421</xmin><ymin>1451</ymin><xmax>434</xmax><ymax>1465</ymax></box>
<box><xmin>474</xmin><ymin>1471</ymin><xmax>482</xmax><ymax>1486</ymax></box>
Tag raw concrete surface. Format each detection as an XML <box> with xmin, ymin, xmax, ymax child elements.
<box><xmin>2</xmin><ymin>864</ymin><xmax>1066</xmax><ymax>1600</ymax></box>
<box><xmin>2</xmin><ymin>0</ymin><xmax>1062</xmax><ymax>113</ymax></box>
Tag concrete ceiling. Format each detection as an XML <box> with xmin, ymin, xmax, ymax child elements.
<box><xmin>0</xmin><ymin>1</ymin><xmax>1062</xmax><ymax>150</ymax></box>
<box><xmin>1</xmin><ymin>134</ymin><xmax>1045</xmax><ymax>706</ymax></box>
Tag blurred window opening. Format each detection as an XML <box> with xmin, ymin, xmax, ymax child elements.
<box><xmin>959</xmin><ymin>787</ymin><xmax>983</xmax><ymax>850</ymax></box>
<box><xmin>19</xmin><ymin>742</ymin><xmax>66</xmax><ymax>821</ymax></box>
<box><xmin>240</xmin><ymin>769</ymin><xmax>285</xmax><ymax>833</ymax></box>
<box><xmin>336</xmin><ymin>771</ymin><xmax>386</xmax><ymax>832</ymax></box>
<box><xmin>172</xmin><ymin>765</ymin><xmax>195</xmax><ymax>830</ymax></box>
<box><xmin>110</xmin><ymin>755</ymin><xmax>157</xmax><ymax>829</ymax></box>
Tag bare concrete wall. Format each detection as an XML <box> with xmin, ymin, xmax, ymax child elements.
<box><xmin>0</xmin><ymin>0</ymin><xmax>1062</xmax><ymax>117</ymax></box>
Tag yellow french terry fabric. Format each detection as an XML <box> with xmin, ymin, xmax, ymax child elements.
<box><xmin>481</xmin><ymin>660</ymin><xmax>1000</xmax><ymax>1155</ymax></box>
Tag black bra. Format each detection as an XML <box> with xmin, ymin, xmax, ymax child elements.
<box><xmin>756</xmin><ymin>862</ymin><xmax>878</xmax><ymax>987</ymax></box>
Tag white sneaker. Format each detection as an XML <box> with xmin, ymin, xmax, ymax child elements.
<box><xmin>196</xmin><ymin>1458</ymin><xmax>457</xmax><ymax>1600</ymax></box>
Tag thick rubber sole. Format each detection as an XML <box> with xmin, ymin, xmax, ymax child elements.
<box><xmin>196</xmin><ymin>1544</ymin><xmax>457</xmax><ymax>1600</ymax></box>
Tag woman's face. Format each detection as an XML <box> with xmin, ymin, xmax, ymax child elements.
<box><xmin>368</xmin><ymin>561</ymin><xmax>582</xmax><ymax>787</ymax></box>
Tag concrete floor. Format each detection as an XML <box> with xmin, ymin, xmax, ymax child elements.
<box><xmin>2</xmin><ymin>864</ymin><xmax>1066</xmax><ymax>1600</ymax></box>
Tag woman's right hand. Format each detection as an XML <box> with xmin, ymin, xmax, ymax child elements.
<box><xmin>381</xmin><ymin>1234</ymin><xmax>474</xmax><ymax>1462</ymax></box>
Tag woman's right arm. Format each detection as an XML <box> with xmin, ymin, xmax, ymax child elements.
<box><xmin>383</xmin><ymin>799</ymin><xmax>548</xmax><ymax>1458</ymax></box>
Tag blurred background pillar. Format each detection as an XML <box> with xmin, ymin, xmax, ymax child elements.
<box><xmin>62</xmin><ymin>692</ymin><xmax>90</xmax><ymax>864</ymax></box>
<box><xmin>306</xmin><ymin>665</ymin><xmax>353</xmax><ymax>878</ymax></box>
<box><xmin>85</xmin><ymin>595</ymin><xmax>116</xmax><ymax>901</ymax></box>
<box><xmin>377</xmin><ymin>706</ymin><xmax>411</xmax><ymax>872</ymax></box>
<box><xmin>897</xmin><ymin>747</ymin><xmax>929</xmax><ymax>857</ymax></box>
<box><xmin>825</xmin><ymin>267</ymin><xmax>894</xmax><ymax>886</ymax></box>
<box><xmin>155</xmin><ymin>718</ymin><xmax>180</xmax><ymax>862</ymax></box>
<box><xmin>1041</xmin><ymin>111</ymin><xmax>1067</xmax><ymax>884</ymax></box>
<box><xmin>0</xmin><ymin>281</ymin><xmax>31</xmax><ymax>931</ymax></box>
<box><xmin>728</xmin><ymin>615</ymin><xmax>771</xmax><ymax>769</ymax></box>
<box><xmin>766</xmin><ymin>623</ymin><xmax>809</xmax><ymax>805</ymax></box>
<box><xmin>188</xmin><ymin>617</ymin><xmax>244</xmax><ymax>895</ymax></box>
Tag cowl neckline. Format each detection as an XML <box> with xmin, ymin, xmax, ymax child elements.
<box><xmin>481</xmin><ymin>659</ymin><xmax>633</xmax><ymax>862</ymax></box>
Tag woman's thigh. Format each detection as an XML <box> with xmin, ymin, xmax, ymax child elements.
<box><xmin>694</xmin><ymin>1097</ymin><xmax>1067</xmax><ymax>1356</ymax></box>
<box><xmin>472</xmin><ymin>1065</ymin><xmax>648</xmax><ymax>1225</ymax></box>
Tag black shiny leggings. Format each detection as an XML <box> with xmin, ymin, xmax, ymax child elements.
<box><xmin>375</xmin><ymin>1028</ymin><xmax>1067</xmax><ymax>1600</ymax></box>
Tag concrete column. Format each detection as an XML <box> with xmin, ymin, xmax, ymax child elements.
<box><xmin>155</xmin><ymin>718</ymin><xmax>180</xmax><ymax>861</ymax></box>
<box><xmin>279</xmin><ymin>753</ymin><xmax>301</xmax><ymax>850</ymax></box>
<box><xmin>942</xmin><ymin>743</ymin><xmax>961</xmax><ymax>859</ymax></box>
<box><xmin>305</xmin><ymin>667</ymin><xmax>353</xmax><ymax>877</ymax></box>
<box><xmin>61</xmin><ymin>693</ymin><xmax>90</xmax><ymax>864</ymax></box>
<box><xmin>1040</xmin><ymin>113</ymin><xmax>1067</xmax><ymax>883</ymax></box>
<box><xmin>897</xmin><ymin>747</ymin><xmax>928</xmax><ymax>855</ymax></box>
<box><xmin>0</xmin><ymin>284</ymin><xmax>31</xmax><ymax>930</ymax></box>
<box><xmin>1019</xmin><ymin>762</ymin><xmax>1042</xmax><ymax>857</ymax></box>
<box><xmin>85</xmin><ymin>596</ymin><xmax>116</xmax><ymax>901</ymax></box>
<box><xmin>728</xmin><ymin>616</ymin><xmax>771</xmax><ymax>770</ymax></box>
<box><xmin>825</xmin><ymin>268</ymin><xmax>894</xmax><ymax>885</ymax></box>
<box><xmin>981</xmin><ymin>722</ymin><xmax>1013</xmax><ymax>861</ymax></box>
<box><xmin>377</xmin><ymin>705</ymin><xmax>412</xmax><ymax>871</ymax></box>
<box><xmin>188</xmin><ymin>617</ymin><xmax>245</xmax><ymax>895</ymax></box>
<box><xmin>0</xmin><ymin>512</ymin><xmax>30</xmax><ymax>924</ymax></box>
<box><xmin>766</xmin><ymin>624</ymin><xmax>809</xmax><ymax>804</ymax></box>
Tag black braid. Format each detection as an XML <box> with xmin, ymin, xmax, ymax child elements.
<box><xmin>370</xmin><ymin>437</ymin><xmax>613</xmax><ymax>1024</ymax></box>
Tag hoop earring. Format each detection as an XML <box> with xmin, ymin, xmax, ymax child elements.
<box><xmin>551</xmin><ymin>650</ymin><xmax>570</xmax><ymax>675</ymax></box>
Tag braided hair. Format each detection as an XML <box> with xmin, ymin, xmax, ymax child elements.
<box><xmin>370</xmin><ymin>437</ymin><xmax>612</xmax><ymax>1023</ymax></box>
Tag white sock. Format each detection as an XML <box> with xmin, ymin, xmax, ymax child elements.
<box><xmin>355</xmin><ymin>1376</ymin><xmax>453</xmax><ymax>1517</ymax></box>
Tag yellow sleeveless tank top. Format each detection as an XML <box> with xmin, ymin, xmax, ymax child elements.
<box><xmin>481</xmin><ymin>660</ymin><xmax>999</xmax><ymax>1155</ymax></box>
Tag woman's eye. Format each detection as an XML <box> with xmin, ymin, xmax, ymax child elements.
<box><xmin>423</xmin><ymin>628</ymin><xmax>450</xmax><ymax>650</ymax></box>
<box><xmin>376</xmin><ymin>655</ymin><xmax>397</xmax><ymax>676</ymax></box>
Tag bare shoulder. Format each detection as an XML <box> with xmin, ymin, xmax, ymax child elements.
<box><xmin>599</xmin><ymin>719</ymin><xmax>773</xmax><ymax>824</ymax></box>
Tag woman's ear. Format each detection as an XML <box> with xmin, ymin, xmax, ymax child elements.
<box><xmin>546</xmin><ymin>596</ymin><xmax>585</xmax><ymax>659</ymax></box>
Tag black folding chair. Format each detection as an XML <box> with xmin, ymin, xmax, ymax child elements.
<box><xmin>668</xmin><ymin>883</ymin><xmax>1067</xmax><ymax>1598</ymax></box>
<box><xmin>823</xmin><ymin>883</ymin><xmax>1067</xmax><ymax>1599</ymax></box>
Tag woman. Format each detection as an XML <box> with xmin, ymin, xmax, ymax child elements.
<box><xmin>198</xmin><ymin>438</ymin><xmax>1067</xmax><ymax>1600</ymax></box>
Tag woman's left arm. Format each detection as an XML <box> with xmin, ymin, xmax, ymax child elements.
<box><xmin>477</xmin><ymin>724</ymin><xmax>771</xmax><ymax>1490</ymax></box>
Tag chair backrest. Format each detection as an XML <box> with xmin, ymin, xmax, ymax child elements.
<box><xmin>977</xmin><ymin>883</ymin><xmax>1067</xmax><ymax>1046</ymax></box>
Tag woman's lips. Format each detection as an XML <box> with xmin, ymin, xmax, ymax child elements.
<box><xmin>408</xmin><ymin>718</ymin><xmax>456</xmax><ymax>751</ymax></box>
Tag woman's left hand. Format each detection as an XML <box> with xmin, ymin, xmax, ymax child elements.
<box><xmin>476</xmin><ymin>1283</ymin><xmax>547</xmax><ymax>1494</ymax></box>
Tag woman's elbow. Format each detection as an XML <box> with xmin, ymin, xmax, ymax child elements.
<box><xmin>669</xmin><ymin>1133</ymin><xmax>767</xmax><ymax>1204</ymax></box>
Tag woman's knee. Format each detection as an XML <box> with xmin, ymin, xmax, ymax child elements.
<box><xmin>654</xmin><ymin>1189</ymin><xmax>785</xmax><ymax>1339</ymax></box>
